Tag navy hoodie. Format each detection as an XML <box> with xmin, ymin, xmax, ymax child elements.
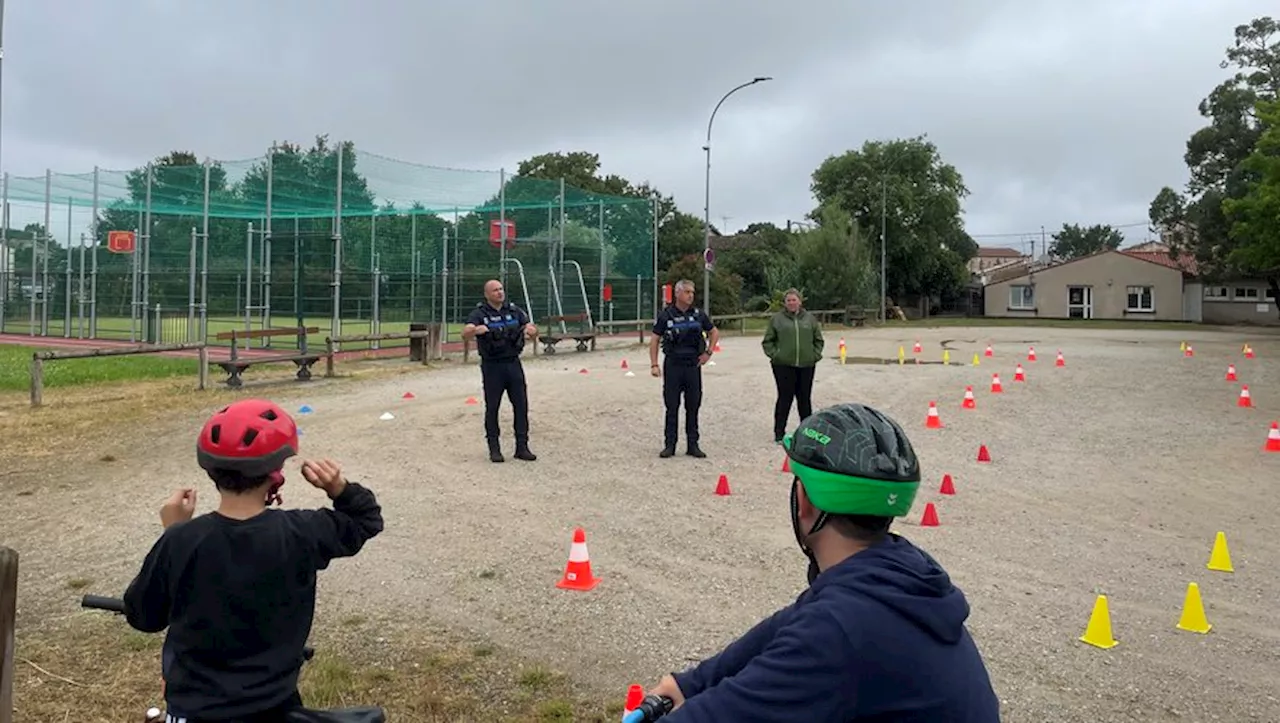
<box><xmin>665</xmin><ymin>534</ymin><xmax>1001</xmax><ymax>722</ymax></box>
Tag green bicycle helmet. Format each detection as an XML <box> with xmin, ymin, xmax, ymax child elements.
<box><xmin>783</xmin><ymin>402</ymin><xmax>921</xmax><ymax>517</ymax></box>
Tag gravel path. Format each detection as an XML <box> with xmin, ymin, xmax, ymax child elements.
<box><xmin>6</xmin><ymin>324</ymin><xmax>1280</xmax><ymax>722</ymax></box>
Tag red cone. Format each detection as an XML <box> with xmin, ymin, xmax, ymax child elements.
<box><xmin>715</xmin><ymin>474</ymin><xmax>731</xmax><ymax>496</ymax></box>
<box><xmin>781</xmin><ymin>456</ymin><xmax>790</xmax><ymax>473</ymax></box>
<box><xmin>920</xmin><ymin>503</ymin><xmax>940</xmax><ymax>526</ymax></box>
<box><xmin>962</xmin><ymin>386</ymin><xmax>976</xmax><ymax>409</ymax></box>
<box><xmin>1265</xmin><ymin>422</ymin><xmax>1280</xmax><ymax>452</ymax></box>
<box><xmin>939</xmin><ymin>474</ymin><xmax>955</xmax><ymax>495</ymax></box>
<box><xmin>1226</xmin><ymin>364</ymin><xmax>1237</xmax><ymax>382</ymax></box>
<box><xmin>402</xmin><ymin>391</ymin><xmax>415</xmax><ymax>399</ymax></box>
<box><xmin>977</xmin><ymin>444</ymin><xmax>991</xmax><ymax>463</ymax></box>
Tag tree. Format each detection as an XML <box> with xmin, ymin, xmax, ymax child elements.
<box><xmin>789</xmin><ymin>206</ymin><xmax>877</xmax><ymax>311</ymax></box>
<box><xmin>715</xmin><ymin>221</ymin><xmax>795</xmax><ymax>307</ymax></box>
<box><xmin>1149</xmin><ymin>16</ymin><xmax>1279</xmax><ymax>285</ymax></box>
<box><xmin>1222</xmin><ymin>97</ymin><xmax>1280</xmax><ymax>299</ymax></box>
<box><xmin>1048</xmin><ymin>223</ymin><xmax>1125</xmax><ymax>259</ymax></box>
<box><xmin>809</xmin><ymin>136</ymin><xmax>976</xmax><ymax>306</ymax></box>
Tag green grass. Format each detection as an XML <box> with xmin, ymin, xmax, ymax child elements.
<box><xmin>0</xmin><ymin>344</ymin><xmax>198</xmax><ymax>392</ymax></box>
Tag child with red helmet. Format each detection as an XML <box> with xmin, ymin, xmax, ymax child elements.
<box><xmin>122</xmin><ymin>399</ymin><xmax>385</xmax><ymax>722</ymax></box>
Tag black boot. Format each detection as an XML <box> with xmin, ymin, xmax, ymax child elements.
<box><xmin>659</xmin><ymin>443</ymin><xmax>676</xmax><ymax>458</ymax></box>
<box><xmin>514</xmin><ymin>440</ymin><xmax>537</xmax><ymax>461</ymax></box>
<box><xmin>488</xmin><ymin>439</ymin><xmax>504</xmax><ymax>463</ymax></box>
<box><xmin>687</xmin><ymin>443</ymin><xmax>707</xmax><ymax>458</ymax></box>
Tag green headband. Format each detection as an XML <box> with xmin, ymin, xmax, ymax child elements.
<box><xmin>784</xmin><ymin>435</ymin><xmax>920</xmax><ymax>517</ymax></box>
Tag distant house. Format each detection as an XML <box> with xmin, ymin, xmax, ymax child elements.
<box><xmin>981</xmin><ymin>245</ymin><xmax>1277</xmax><ymax>324</ymax></box>
<box><xmin>967</xmin><ymin>247</ymin><xmax>1027</xmax><ymax>274</ymax></box>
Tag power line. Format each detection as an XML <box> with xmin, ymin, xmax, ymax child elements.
<box><xmin>969</xmin><ymin>221</ymin><xmax>1151</xmax><ymax>239</ymax></box>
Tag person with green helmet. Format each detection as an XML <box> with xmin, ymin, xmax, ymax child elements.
<box><xmin>639</xmin><ymin>403</ymin><xmax>1001</xmax><ymax>722</ymax></box>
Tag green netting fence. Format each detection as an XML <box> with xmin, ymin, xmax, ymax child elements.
<box><xmin>0</xmin><ymin>142</ymin><xmax>659</xmax><ymax>351</ymax></box>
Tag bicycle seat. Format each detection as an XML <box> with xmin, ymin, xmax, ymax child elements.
<box><xmin>285</xmin><ymin>706</ymin><xmax>387</xmax><ymax>723</ymax></box>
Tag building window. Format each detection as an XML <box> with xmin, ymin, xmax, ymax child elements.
<box><xmin>1204</xmin><ymin>286</ymin><xmax>1228</xmax><ymax>299</ymax></box>
<box><xmin>1234</xmin><ymin>287</ymin><xmax>1259</xmax><ymax>300</ymax></box>
<box><xmin>1126</xmin><ymin>285</ymin><xmax>1154</xmax><ymax>312</ymax></box>
<box><xmin>1266</xmin><ymin>287</ymin><xmax>1277</xmax><ymax>301</ymax></box>
<box><xmin>1009</xmin><ymin>285</ymin><xmax>1034</xmax><ymax>310</ymax></box>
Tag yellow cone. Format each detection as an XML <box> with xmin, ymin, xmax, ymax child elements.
<box><xmin>972</xmin><ymin>352</ymin><xmax>980</xmax><ymax>366</ymax></box>
<box><xmin>942</xmin><ymin>349</ymin><xmax>951</xmax><ymax>365</ymax></box>
<box><xmin>1079</xmin><ymin>594</ymin><xmax>1118</xmax><ymax>649</ymax></box>
<box><xmin>898</xmin><ymin>346</ymin><xmax>905</xmax><ymax>365</ymax></box>
<box><xmin>1176</xmin><ymin>582</ymin><xmax>1212</xmax><ymax>634</ymax></box>
<box><xmin>1207</xmin><ymin>531</ymin><xmax>1233</xmax><ymax>572</ymax></box>
<box><xmin>1180</xmin><ymin>340</ymin><xmax>1187</xmax><ymax>352</ymax></box>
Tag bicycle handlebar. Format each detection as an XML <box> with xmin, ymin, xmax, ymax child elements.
<box><xmin>79</xmin><ymin>594</ymin><xmax>316</xmax><ymax>661</ymax></box>
<box><xmin>622</xmin><ymin>694</ymin><xmax>675</xmax><ymax>722</ymax></box>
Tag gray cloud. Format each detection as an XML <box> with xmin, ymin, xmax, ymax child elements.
<box><xmin>3</xmin><ymin>0</ymin><xmax>1276</xmax><ymax>248</ymax></box>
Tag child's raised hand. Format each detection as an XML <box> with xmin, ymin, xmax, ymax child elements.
<box><xmin>301</xmin><ymin>459</ymin><xmax>346</xmax><ymax>498</ymax></box>
<box><xmin>160</xmin><ymin>488</ymin><xmax>197</xmax><ymax>528</ymax></box>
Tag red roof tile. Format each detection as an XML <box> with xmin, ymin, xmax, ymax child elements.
<box><xmin>1119</xmin><ymin>250</ymin><xmax>1199</xmax><ymax>276</ymax></box>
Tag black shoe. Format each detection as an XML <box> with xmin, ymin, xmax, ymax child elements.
<box><xmin>687</xmin><ymin>444</ymin><xmax>707</xmax><ymax>458</ymax></box>
<box><xmin>514</xmin><ymin>444</ymin><xmax>537</xmax><ymax>461</ymax></box>
<box><xmin>659</xmin><ymin>445</ymin><xmax>676</xmax><ymax>458</ymax></box>
<box><xmin>488</xmin><ymin>442</ymin><xmax>504</xmax><ymax>463</ymax></box>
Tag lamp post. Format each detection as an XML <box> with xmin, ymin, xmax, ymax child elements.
<box><xmin>703</xmin><ymin>76</ymin><xmax>771</xmax><ymax>314</ymax></box>
<box><xmin>878</xmin><ymin>148</ymin><xmax>905</xmax><ymax>323</ymax></box>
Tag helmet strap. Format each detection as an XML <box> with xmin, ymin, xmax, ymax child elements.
<box><xmin>789</xmin><ymin>478</ymin><xmax>830</xmax><ymax>584</ymax></box>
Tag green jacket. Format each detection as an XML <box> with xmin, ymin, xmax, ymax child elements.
<box><xmin>762</xmin><ymin>308</ymin><xmax>825</xmax><ymax>367</ymax></box>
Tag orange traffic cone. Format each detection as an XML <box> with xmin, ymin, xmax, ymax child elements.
<box><xmin>621</xmin><ymin>359</ymin><xmax>629</xmax><ymax>370</ymax></box>
<box><xmin>920</xmin><ymin>502</ymin><xmax>940</xmax><ymax>526</ymax></box>
<box><xmin>1238</xmin><ymin>386</ymin><xmax>1252</xmax><ymax>408</ymax></box>
<box><xmin>402</xmin><ymin>391</ymin><xmax>415</xmax><ymax>399</ymax></box>
<box><xmin>465</xmin><ymin>396</ymin><xmax>479</xmax><ymax>405</ymax></box>
<box><xmin>1027</xmin><ymin>346</ymin><xmax>1037</xmax><ymax>362</ymax></box>
<box><xmin>962</xmin><ymin>386</ymin><xmax>976</xmax><ymax>409</ymax></box>
<box><xmin>939</xmin><ymin>474</ymin><xmax>956</xmax><ymax>495</ymax></box>
<box><xmin>1014</xmin><ymin>364</ymin><xmax>1026</xmax><ymax>382</ymax></box>
<box><xmin>715</xmin><ymin>474</ymin><xmax>731</xmax><ymax>496</ymax></box>
<box><xmin>1264</xmin><ymin>422</ymin><xmax>1280</xmax><ymax>452</ymax></box>
<box><xmin>984</xmin><ymin>344</ymin><xmax>993</xmax><ymax>357</ymax></box>
<box><xmin>1226</xmin><ymin>364</ymin><xmax>1237</xmax><ymax>382</ymax></box>
<box><xmin>925</xmin><ymin>401</ymin><xmax>943</xmax><ymax>428</ymax></box>
<box><xmin>913</xmin><ymin>340</ymin><xmax>922</xmax><ymax>354</ymax></box>
<box><xmin>977</xmin><ymin>444</ymin><xmax>991</xmax><ymax>463</ymax></box>
<box><xmin>555</xmin><ymin>528</ymin><xmax>601</xmax><ymax>591</ymax></box>
<box><xmin>1055</xmin><ymin>350</ymin><xmax>1065</xmax><ymax>367</ymax></box>
<box><xmin>991</xmin><ymin>374</ymin><xmax>1003</xmax><ymax>393</ymax></box>
<box><xmin>1245</xmin><ymin>345</ymin><xmax>1254</xmax><ymax>359</ymax></box>
<box><xmin>713</xmin><ymin>342</ymin><xmax>722</xmax><ymax>353</ymax></box>
<box><xmin>1185</xmin><ymin>345</ymin><xmax>1194</xmax><ymax>357</ymax></box>
<box><xmin>781</xmin><ymin>456</ymin><xmax>790</xmax><ymax>473</ymax></box>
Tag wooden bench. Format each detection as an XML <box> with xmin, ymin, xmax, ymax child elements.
<box><xmin>540</xmin><ymin>313</ymin><xmax>596</xmax><ymax>354</ymax></box>
<box><xmin>846</xmin><ymin>307</ymin><xmax>868</xmax><ymax>327</ymax></box>
<box><xmin>211</xmin><ymin>326</ymin><xmax>323</xmax><ymax>388</ymax></box>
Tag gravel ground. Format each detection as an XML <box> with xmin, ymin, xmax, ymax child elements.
<box><xmin>5</xmin><ymin>323</ymin><xmax>1280</xmax><ymax>722</ymax></box>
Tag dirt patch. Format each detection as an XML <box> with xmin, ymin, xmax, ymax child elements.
<box><xmin>3</xmin><ymin>324</ymin><xmax>1280</xmax><ymax>721</ymax></box>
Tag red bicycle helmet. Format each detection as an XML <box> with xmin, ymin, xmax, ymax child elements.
<box><xmin>196</xmin><ymin>399</ymin><xmax>298</xmax><ymax>478</ymax></box>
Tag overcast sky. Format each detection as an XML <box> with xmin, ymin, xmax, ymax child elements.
<box><xmin>2</xmin><ymin>0</ymin><xmax>1275</xmax><ymax>251</ymax></box>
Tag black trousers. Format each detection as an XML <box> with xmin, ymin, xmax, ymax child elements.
<box><xmin>772</xmin><ymin>364</ymin><xmax>816</xmax><ymax>438</ymax></box>
<box><xmin>166</xmin><ymin>690</ymin><xmax>302</xmax><ymax>722</ymax></box>
<box><xmin>663</xmin><ymin>360</ymin><xmax>703</xmax><ymax>447</ymax></box>
<box><xmin>481</xmin><ymin>359</ymin><xmax>529</xmax><ymax>443</ymax></box>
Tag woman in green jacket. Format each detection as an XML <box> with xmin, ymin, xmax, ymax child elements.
<box><xmin>761</xmin><ymin>288</ymin><xmax>825</xmax><ymax>443</ymax></box>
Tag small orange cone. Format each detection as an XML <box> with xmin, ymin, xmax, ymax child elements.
<box><xmin>579</xmin><ymin>368</ymin><xmax>589</xmax><ymax>374</ymax></box>
<box><xmin>913</xmin><ymin>341</ymin><xmax>922</xmax><ymax>354</ymax></box>
<box><xmin>990</xmin><ymin>374</ymin><xmax>1003</xmax><ymax>393</ymax></box>
<box><xmin>620</xmin><ymin>359</ymin><xmax>629</xmax><ymax>370</ymax></box>
<box><xmin>1185</xmin><ymin>345</ymin><xmax>1194</xmax><ymax>357</ymax></box>
<box><xmin>715</xmin><ymin>474</ymin><xmax>731</xmax><ymax>496</ymax></box>
<box><xmin>962</xmin><ymin>386</ymin><xmax>976</xmax><ymax>409</ymax></box>
<box><xmin>1055</xmin><ymin>350</ymin><xmax>1065</xmax><ymax>367</ymax></box>
<box><xmin>402</xmin><ymin>391</ymin><xmax>415</xmax><ymax>399</ymax></box>
<box><xmin>1238</xmin><ymin>385</ymin><xmax>1252</xmax><ymax>408</ymax></box>
<box><xmin>781</xmin><ymin>456</ymin><xmax>791</xmax><ymax>473</ymax></box>
<box><xmin>713</xmin><ymin>342</ymin><xmax>722</xmax><ymax>353</ymax></box>
<box><xmin>1027</xmin><ymin>346</ymin><xmax>1037</xmax><ymax>362</ymax></box>
<box><xmin>555</xmin><ymin>528</ymin><xmax>601</xmax><ymax>591</ymax></box>
<box><xmin>1244</xmin><ymin>345</ymin><xmax>1254</xmax><ymax>359</ymax></box>
<box><xmin>1014</xmin><ymin>363</ymin><xmax>1026</xmax><ymax>382</ymax></box>
<box><xmin>920</xmin><ymin>502</ymin><xmax>940</xmax><ymax>526</ymax></box>
<box><xmin>1226</xmin><ymin>364</ymin><xmax>1237</xmax><ymax>382</ymax></box>
<box><xmin>977</xmin><ymin>444</ymin><xmax>991</xmax><ymax>463</ymax></box>
<box><xmin>1264</xmin><ymin>421</ymin><xmax>1280</xmax><ymax>452</ymax></box>
<box><xmin>925</xmin><ymin>401</ymin><xmax>943</xmax><ymax>428</ymax></box>
<box><xmin>984</xmin><ymin>344</ymin><xmax>993</xmax><ymax>357</ymax></box>
<box><xmin>465</xmin><ymin>396</ymin><xmax>479</xmax><ymax>405</ymax></box>
<box><xmin>939</xmin><ymin>474</ymin><xmax>955</xmax><ymax>495</ymax></box>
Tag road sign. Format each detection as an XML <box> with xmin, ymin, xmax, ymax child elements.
<box><xmin>488</xmin><ymin>219</ymin><xmax>517</xmax><ymax>250</ymax></box>
<box><xmin>603</xmin><ymin>283</ymin><xmax>613</xmax><ymax>302</ymax></box>
<box><xmin>107</xmin><ymin>230</ymin><xmax>136</xmax><ymax>253</ymax></box>
<box><xmin>703</xmin><ymin>247</ymin><xmax>715</xmax><ymax>271</ymax></box>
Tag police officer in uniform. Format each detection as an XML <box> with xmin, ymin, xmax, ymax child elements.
<box><xmin>649</xmin><ymin>279</ymin><xmax>719</xmax><ymax>458</ymax></box>
<box><xmin>463</xmin><ymin>279</ymin><xmax>538</xmax><ymax>463</ymax></box>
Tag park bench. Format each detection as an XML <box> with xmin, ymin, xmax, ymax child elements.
<box><xmin>540</xmin><ymin>312</ymin><xmax>596</xmax><ymax>354</ymax></box>
<box><xmin>211</xmin><ymin>326</ymin><xmax>323</xmax><ymax>388</ymax></box>
<box><xmin>845</xmin><ymin>307</ymin><xmax>868</xmax><ymax>327</ymax></box>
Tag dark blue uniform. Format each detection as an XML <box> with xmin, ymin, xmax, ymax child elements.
<box><xmin>465</xmin><ymin>301</ymin><xmax>535</xmax><ymax>461</ymax></box>
<box><xmin>654</xmin><ymin>303</ymin><xmax>714</xmax><ymax>455</ymax></box>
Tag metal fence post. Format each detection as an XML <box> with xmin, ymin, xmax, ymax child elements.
<box><xmin>0</xmin><ymin>547</ymin><xmax>17</xmax><ymax>723</ymax></box>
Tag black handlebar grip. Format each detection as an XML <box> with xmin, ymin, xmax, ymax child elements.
<box><xmin>633</xmin><ymin>694</ymin><xmax>674</xmax><ymax>721</ymax></box>
<box><xmin>303</xmin><ymin>646</ymin><xmax>315</xmax><ymax>661</ymax></box>
<box><xmin>81</xmin><ymin>595</ymin><xmax>126</xmax><ymax>613</ymax></box>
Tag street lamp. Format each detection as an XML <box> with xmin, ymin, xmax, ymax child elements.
<box><xmin>703</xmin><ymin>76</ymin><xmax>772</xmax><ymax>313</ymax></box>
<box><xmin>878</xmin><ymin>149</ymin><xmax>904</xmax><ymax>323</ymax></box>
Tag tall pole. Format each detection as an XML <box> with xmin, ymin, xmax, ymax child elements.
<box><xmin>880</xmin><ymin>178</ymin><xmax>887</xmax><ymax>323</ymax></box>
<box><xmin>702</xmin><ymin>76</ymin><xmax>771</xmax><ymax>314</ymax></box>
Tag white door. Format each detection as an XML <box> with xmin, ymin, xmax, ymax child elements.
<box><xmin>1067</xmin><ymin>286</ymin><xmax>1093</xmax><ymax>319</ymax></box>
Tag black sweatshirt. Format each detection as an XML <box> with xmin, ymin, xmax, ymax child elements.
<box><xmin>122</xmin><ymin>481</ymin><xmax>384</xmax><ymax>720</ymax></box>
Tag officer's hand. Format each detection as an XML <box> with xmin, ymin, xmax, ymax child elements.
<box><xmin>523</xmin><ymin>324</ymin><xmax>537</xmax><ymax>339</ymax></box>
<box><xmin>697</xmin><ymin>353</ymin><xmax>710</xmax><ymax>366</ymax></box>
<box><xmin>647</xmin><ymin>674</ymin><xmax>686</xmax><ymax>710</ymax></box>
<box><xmin>474</xmin><ymin>325</ymin><xmax>489</xmax><ymax>335</ymax></box>
<box><xmin>650</xmin><ymin>364</ymin><xmax>661</xmax><ymax>378</ymax></box>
